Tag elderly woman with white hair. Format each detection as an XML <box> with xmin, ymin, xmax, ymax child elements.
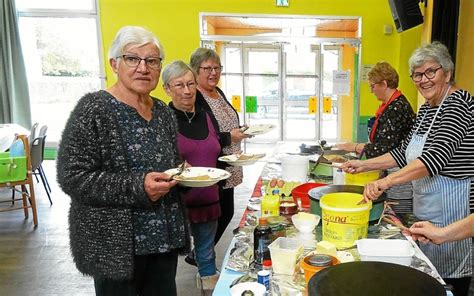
<box><xmin>342</xmin><ymin>41</ymin><xmax>474</xmax><ymax>295</ymax></box>
<box><xmin>163</xmin><ymin>60</ymin><xmax>222</xmax><ymax>295</ymax></box>
<box><xmin>57</xmin><ymin>26</ymin><xmax>190</xmax><ymax>296</ymax></box>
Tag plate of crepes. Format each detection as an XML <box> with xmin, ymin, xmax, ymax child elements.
<box><xmin>243</xmin><ymin>124</ymin><xmax>276</xmax><ymax>136</ymax></box>
<box><xmin>218</xmin><ymin>153</ymin><xmax>266</xmax><ymax>166</ymax></box>
<box><xmin>165</xmin><ymin>167</ymin><xmax>231</xmax><ymax>187</ymax></box>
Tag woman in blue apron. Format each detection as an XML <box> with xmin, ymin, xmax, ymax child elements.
<box><xmin>342</xmin><ymin>42</ymin><xmax>473</xmax><ymax>295</ymax></box>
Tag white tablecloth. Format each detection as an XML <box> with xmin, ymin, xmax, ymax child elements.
<box><xmin>0</xmin><ymin>124</ymin><xmax>29</xmax><ymax>152</ymax></box>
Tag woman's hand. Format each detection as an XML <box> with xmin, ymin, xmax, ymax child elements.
<box><xmin>335</xmin><ymin>142</ymin><xmax>357</xmax><ymax>153</ymax></box>
<box><xmin>363</xmin><ymin>177</ymin><xmax>391</xmax><ymax>202</ymax></box>
<box><xmin>405</xmin><ymin>221</ymin><xmax>446</xmax><ymax>245</ymax></box>
<box><xmin>341</xmin><ymin>159</ymin><xmax>366</xmax><ymax>174</ymax></box>
<box><xmin>230</xmin><ymin>126</ymin><xmax>251</xmax><ymax>143</ymax></box>
<box><xmin>144</xmin><ymin>172</ymin><xmax>178</xmax><ymax>202</ymax></box>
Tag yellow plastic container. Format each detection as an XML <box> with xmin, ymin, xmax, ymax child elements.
<box><xmin>344</xmin><ymin>170</ymin><xmax>381</xmax><ymax>186</ymax></box>
<box><xmin>320</xmin><ymin>192</ymin><xmax>372</xmax><ymax>248</ymax></box>
<box><xmin>261</xmin><ymin>194</ymin><xmax>280</xmax><ymax>217</ymax></box>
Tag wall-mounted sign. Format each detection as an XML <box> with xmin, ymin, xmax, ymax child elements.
<box><xmin>232</xmin><ymin>95</ymin><xmax>241</xmax><ymax>112</ymax></box>
<box><xmin>245</xmin><ymin>96</ymin><xmax>257</xmax><ymax>113</ymax></box>
<box><xmin>362</xmin><ymin>64</ymin><xmax>374</xmax><ymax>82</ymax></box>
<box><xmin>332</xmin><ymin>70</ymin><xmax>350</xmax><ymax>95</ymax></box>
<box><xmin>308</xmin><ymin>96</ymin><xmax>317</xmax><ymax>114</ymax></box>
<box><xmin>323</xmin><ymin>97</ymin><xmax>332</xmax><ymax>114</ymax></box>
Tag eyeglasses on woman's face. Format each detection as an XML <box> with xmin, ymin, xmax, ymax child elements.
<box><xmin>411</xmin><ymin>66</ymin><xmax>442</xmax><ymax>82</ymax></box>
<box><xmin>118</xmin><ymin>54</ymin><xmax>162</xmax><ymax>70</ymax></box>
<box><xmin>168</xmin><ymin>81</ymin><xmax>197</xmax><ymax>91</ymax></box>
<box><xmin>369</xmin><ymin>82</ymin><xmax>380</xmax><ymax>90</ymax></box>
<box><xmin>199</xmin><ymin>66</ymin><xmax>223</xmax><ymax>74</ymax></box>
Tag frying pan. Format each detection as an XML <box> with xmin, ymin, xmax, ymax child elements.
<box><xmin>308</xmin><ymin>261</ymin><xmax>446</xmax><ymax>296</ymax></box>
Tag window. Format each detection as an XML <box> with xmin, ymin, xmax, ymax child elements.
<box><xmin>16</xmin><ymin>0</ymin><xmax>104</xmax><ymax>144</ymax></box>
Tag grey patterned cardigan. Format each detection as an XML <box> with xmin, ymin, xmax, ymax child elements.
<box><xmin>57</xmin><ymin>91</ymin><xmax>190</xmax><ymax>280</ymax></box>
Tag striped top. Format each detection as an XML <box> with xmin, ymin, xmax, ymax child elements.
<box><xmin>390</xmin><ymin>89</ymin><xmax>474</xmax><ymax>211</ymax></box>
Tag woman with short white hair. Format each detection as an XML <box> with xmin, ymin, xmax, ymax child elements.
<box><xmin>342</xmin><ymin>41</ymin><xmax>474</xmax><ymax>295</ymax></box>
<box><xmin>57</xmin><ymin>26</ymin><xmax>190</xmax><ymax>296</ymax></box>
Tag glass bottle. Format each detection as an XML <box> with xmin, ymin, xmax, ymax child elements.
<box><xmin>254</xmin><ymin>217</ymin><xmax>272</xmax><ymax>267</ymax></box>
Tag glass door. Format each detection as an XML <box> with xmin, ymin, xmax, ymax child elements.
<box><xmin>201</xmin><ymin>13</ymin><xmax>362</xmax><ymax>144</ymax></box>
<box><xmin>283</xmin><ymin>44</ymin><xmax>320</xmax><ymax>141</ymax></box>
<box><xmin>219</xmin><ymin>40</ymin><xmax>358</xmax><ymax>143</ymax></box>
<box><xmin>244</xmin><ymin>45</ymin><xmax>281</xmax><ymax>142</ymax></box>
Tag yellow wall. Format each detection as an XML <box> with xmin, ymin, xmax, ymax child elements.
<box><xmin>339</xmin><ymin>44</ymin><xmax>356</xmax><ymax>141</ymax></box>
<box><xmin>456</xmin><ymin>0</ymin><xmax>474</xmax><ymax>94</ymax></box>
<box><xmin>98</xmin><ymin>0</ymin><xmax>422</xmax><ymax>141</ymax></box>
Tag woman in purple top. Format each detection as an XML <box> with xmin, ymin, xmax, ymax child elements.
<box><xmin>163</xmin><ymin>60</ymin><xmax>221</xmax><ymax>294</ymax></box>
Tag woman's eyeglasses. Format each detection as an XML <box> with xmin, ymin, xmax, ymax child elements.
<box><xmin>411</xmin><ymin>66</ymin><xmax>442</xmax><ymax>82</ymax></box>
<box><xmin>169</xmin><ymin>82</ymin><xmax>197</xmax><ymax>90</ymax></box>
<box><xmin>199</xmin><ymin>66</ymin><xmax>223</xmax><ymax>74</ymax></box>
<box><xmin>118</xmin><ymin>55</ymin><xmax>162</xmax><ymax>69</ymax></box>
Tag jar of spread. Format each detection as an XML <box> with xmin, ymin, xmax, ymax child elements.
<box><xmin>301</xmin><ymin>254</ymin><xmax>339</xmax><ymax>284</ymax></box>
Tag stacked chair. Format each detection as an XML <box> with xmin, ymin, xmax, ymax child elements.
<box><xmin>31</xmin><ymin>125</ymin><xmax>52</xmax><ymax>205</ymax></box>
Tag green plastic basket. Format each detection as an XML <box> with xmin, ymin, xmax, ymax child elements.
<box><xmin>0</xmin><ymin>155</ymin><xmax>27</xmax><ymax>182</ymax></box>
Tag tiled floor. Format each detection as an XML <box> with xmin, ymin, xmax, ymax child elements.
<box><xmin>0</xmin><ymin>160</ymin><xmax>264</xmax><ymax>295</ymax></box>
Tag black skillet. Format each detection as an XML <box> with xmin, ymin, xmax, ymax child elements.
<box><xmin>308</xmin><ymin>261</ymin><xmax>446</xmax><ymax>296</ymax></box>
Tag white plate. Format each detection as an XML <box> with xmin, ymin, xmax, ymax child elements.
<box><xmin>164</xmin><ymin>167</ymin><xmax>231</xmax><ymax>187</ymax></box>
<box><xmin>243</xmin><ymin>124</ymin><xmax>276</xmax><ymax>136</ymax></box>
<box><xmin>218</xmin><ymin>153</ymin><xmax>266</xmax><ymax>166</ymax></box>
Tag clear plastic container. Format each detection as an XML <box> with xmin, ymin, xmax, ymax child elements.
<box><xmin>268</xmin><ymin>237</ymin><xmax>304</xmax><ymax>275</ymax></box>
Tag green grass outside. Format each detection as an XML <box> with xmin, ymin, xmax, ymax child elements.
<box><xmin>44</xmin><ymin>147</ymin><xmax>57</xmax><ymax>160</ymax></box>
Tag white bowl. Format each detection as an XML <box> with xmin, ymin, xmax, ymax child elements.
<box><xmin>291</xmin><ymin>212</ymin><xmax>320</xmax><ymax>233</ymax></box>
<box><xmin>230</xmin><ymin>282</ymin><xmax>266</xmax><ymax>296</ymax></box>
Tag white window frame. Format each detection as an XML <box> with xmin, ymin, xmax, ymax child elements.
<box><xmin>16</xmin><ymin>0</ymin><xmax>105</xmax><ymax>147</ymax></box>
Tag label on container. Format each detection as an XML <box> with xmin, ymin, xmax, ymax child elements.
<box><xmin>257</xmin><ymin>270</ymin><xmax>270</xmax><ymax>290</ymax></box>
<box><xmin>255</xmin><ymin>237</ymin><xmax>272</xmax><ymax>265</ymax></box>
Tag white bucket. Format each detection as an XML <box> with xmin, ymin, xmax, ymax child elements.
<box><xmin>281</xmin><ymin>155</ymin><xmax>309</xmax><ymax>182</ymax></box>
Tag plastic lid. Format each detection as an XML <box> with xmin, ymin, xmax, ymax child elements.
<box><xmin>259</xmin><ymin>217</ymin><xmax>268</xmax><ymax>225</ymax></box>
<box><xmin>263</xmin><ymin>259</ymin><xmax>272</xmax><ymax>267</ymax></box>
<box><xmin>307</xmin><ymin>254</ymin><xmax>333</xmax><ymax>267</ymax></box>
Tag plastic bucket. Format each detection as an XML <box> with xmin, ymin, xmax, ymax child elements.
<box><xmin>281</xmin><ymin>155</ymin><xmax>309</xmax><ymax>182</ymax></box>
<box><xmin>320</xmin><ymin>192</ymin><xmax>372</xmax><ymax>248</ymax></box>
<box><xmin>344</xmin><ymin>170</ymin><xmax>381</xmax><ymax>186</ymax></box>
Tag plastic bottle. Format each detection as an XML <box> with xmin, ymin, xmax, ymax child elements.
<box><xmin>262</xmin><ymin>259</ymin><xmax>272</xmax><ymax>295</ymax></box>
<box><xmin>333</xmin><ymin>168</ymin><xmax>344</xmax><ymax>185</ymax></box>
<box><xmin>254</xmin><ymin>217</ymin><xmax>272</xmax><ymax>267</ymax></box>
<box><xmin>9</xmin><ymin>139</ymin><xmax>25</xmax><ymax>157</ymax></box>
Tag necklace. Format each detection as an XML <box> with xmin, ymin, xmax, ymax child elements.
<box><xmin>183</xmin><ymin>111</ymin><xmax>196</xmax><ymax>123</ymax></box>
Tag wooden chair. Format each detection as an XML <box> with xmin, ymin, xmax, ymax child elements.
<box><xmin>0</xmin><ymin>134</ymin><xmax>38</xmax><ymax>226</ymax></box>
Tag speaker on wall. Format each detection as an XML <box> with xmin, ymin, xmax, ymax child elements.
<box><xmin>388</xmin><ymin>0</ymin><xmax>424</xmax><ymax>32</ymax></box>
